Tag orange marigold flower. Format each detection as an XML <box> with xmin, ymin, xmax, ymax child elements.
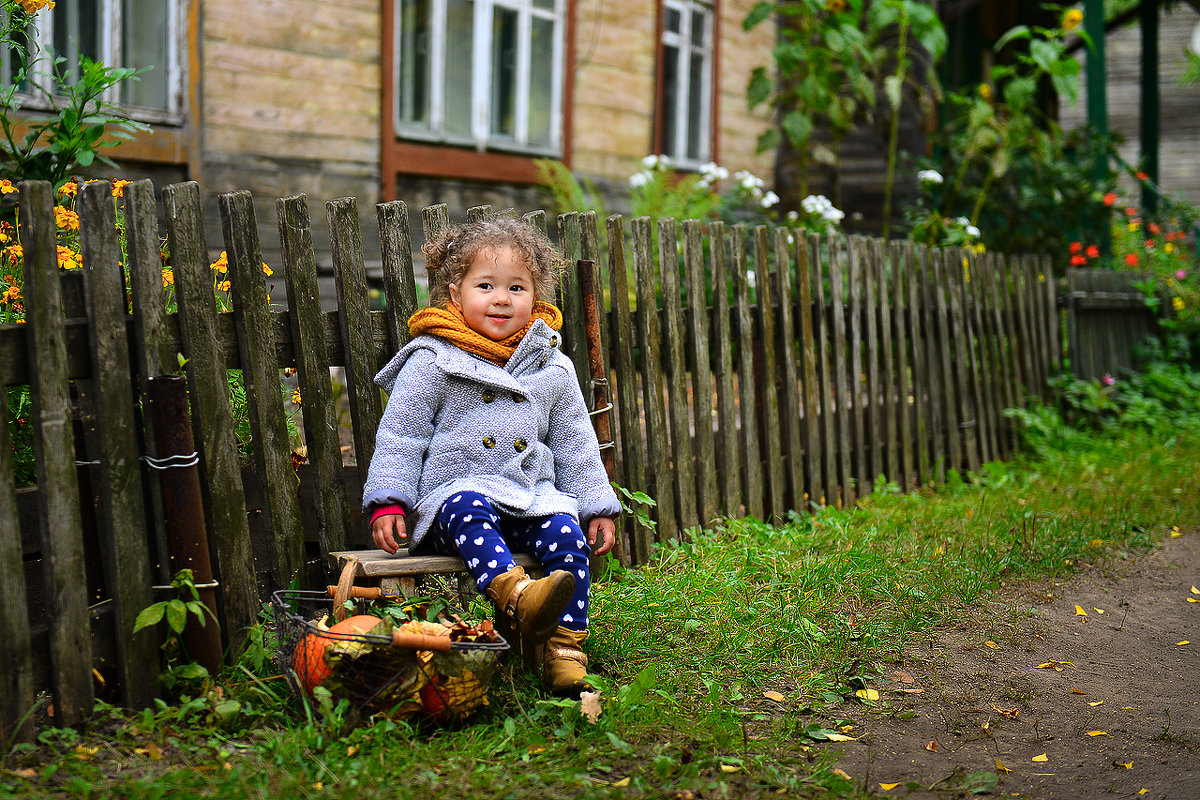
<box><xmin>262</xmin><ymin>263</ymin><xmax>273</xmax><ymax>276</ymax></box>
<box><xmin>1144</xmin><ymin>239</ymin><xmax>1155</xmax><ymax>249</ymax></box>
<box><xmin>1070</xmin><ymin>254</ymin><xmax>1087</xmax><ymax>266</ymax></box>
<box><xmin>17</xmin><ymin>0</ymin><xmax>56</xmax><ymax>14</ymax></box>
<box><xmin>111</xmin><ymin>179</ymin><xmax>131</xmax><ymax>198</ymax></box>
<box><xmin>56</xmin><ymin>180</ymin><xmax>78</xmax><ymax>197</ymax></box>
<box><xmin>210</xmin><ymin>251</ymin><xmax>229</xmax><ymax>274</ymax></box>
<box><xmin>1069</xmin><ymin>241</ymin><xmax>1082</xmax><ymax>254</ymax></box>
<box><xmin>1102</xmin><ymin>192</ymin><xmax>1117</xmax><ymax>206</ymax></box>
<box><xmin>57</xmin><ymin>245</ymin><xmax>81</xmax><ymax>270</ymax></box>
<box><xmin>1135</xmin><ymin>171</ymin><xmax>1148</xmax><ymax>181</ymax></box>
<box><xmin>1148</xmin><ymin>222</ymin><xmax>1161</xmax><ymax>235</ymax></box>
<box><xmin>1086</xmin><ymin>245</ymin><xmax>1099</xmax><ymax>258</ymax></box>
<box><xmin>54</xmin><ymin>205</ymin><xmax>80</xmax><ymax>233</ymax></box>
<box><xmin>1061</xmin><ymin>8</ymin><xmax>1083</xmax><ymax>30</ymax></box>
<box><xmin>1124</xmin><ymin>253</ymin><xmax>1139</xmax><ymax>266</ymax></box>
<box><xmin>218</xmin><ymin>280</ymin><xmax>232</xmax><ymax>292</ymax></box>
<box><xmin>161</xmin><ymin>269</ymin><xmax>175</xmax><ymax>287</ymax></box>
<box><xmin>4</xmin><ymin>244</ymin><xmax>23</xmax><ymax>265</ymax></box>
<box><xmin>1124</xmin><ymin>207</ymin><xmax>1137</xmax><ymax>217</ymax></box>
<box><xmin>0</xmin><ymin>180</ymin><xmax>17</xmax><ymax>195</ymax></box>
<box><xmin>1</xmin><ymin>284</ymin><xmax>20</xmax><ymax>304</ymax></box>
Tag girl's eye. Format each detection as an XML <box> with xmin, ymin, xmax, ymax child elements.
<box><xmin>510</xmin><ymin>285</ymin><xmax>526</xmax><ymax>293</ymax></box>
<box><xmin>476</xmin><ymin>282</ymin><xmax>493</xmax><ymax>290</ymax></box>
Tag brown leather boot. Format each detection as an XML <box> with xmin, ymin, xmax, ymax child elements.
<box><xmin>484</xmin><ymin>566</ymin><xmax>575</xmax><ymax>645</ymax></box>
<box><xmin>542</xmin><ymin>627</ymin><xmax>592</xmax><ymax>698</ymax></box>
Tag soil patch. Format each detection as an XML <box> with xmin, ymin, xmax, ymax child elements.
<box><xmin>825</xmin><ymin>530</ymin><xmax>1200</xmax><ymax>799</ymax></box>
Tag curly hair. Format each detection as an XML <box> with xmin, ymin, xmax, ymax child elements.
<box><xmin>423</xmin><ymin>219</ymin><xmax>565</xmax><ymax>308</ymax></box>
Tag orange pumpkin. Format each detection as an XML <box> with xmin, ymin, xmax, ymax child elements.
<box><xmin>294</xmin><ymin>614</ymin><xmax>383</xmax><ymax>693</ymax></box>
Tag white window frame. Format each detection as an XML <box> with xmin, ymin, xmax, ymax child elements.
<box><xmin>660</xmin><ymin>0</ymin><xmax>713</xmax><ymax>168</ymax></box>
<box><xmin>3</xmin><ymin>0</ymin><xmax>185</xmax><ymax>126</ymax></box>
<box><xmin>394</xmin><ymin>0</ymin><xmax>564</xmax><ymax>155</ymax></box>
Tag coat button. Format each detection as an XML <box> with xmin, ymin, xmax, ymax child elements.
<box><xmin>482</xmin><ymin>436</ymin><xmax>496</xmax><ymax>449</ymax></box>
<box><xmin>513</xmin><ymin>438</ymin><xmax>528</xmax><ymax>452</ymax></box>
<box><xmin>512</xmin><ymin>393</ymin><xmax>525</xmax><ymax>403</ymax></box>
<box><xmin>482</xmin><ymin>390</ymin><xmax>496</xmax><ymax>403</ymax></box>
<box><xmin>550</xmin><ymin>336</ymin><xmax>558</xmax><ymax>347</ymax></box>
<box><xmin>539</xmin><ymin>358</ymin><xmax>547</xmax><ymax>368</ymax></box>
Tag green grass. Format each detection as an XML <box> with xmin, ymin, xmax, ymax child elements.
<box><xmin>4</xmin><ymin>419</ymin><xmax>1200</xmax><ymax>799</ymax></box>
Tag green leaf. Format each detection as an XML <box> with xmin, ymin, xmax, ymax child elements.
<box><xmin>743</xmin><ymin>1</ymin><xmax>774</xmax><ymax>32</ymax></box>
<box><xmin>165</xmin><ymin>599</ymin><xmax>188</xmax><ymax>634</ymax></box>
<box><xmin>132</xmin><ymin>603</ymin><xmax>166</xmax><ymax>633</ymax></box>
<box><xmin>747</xmin><ymin>67</ymin><xmax>772</xmax><ymax>109</ymax></box>
<box><xmin>213</xmin><ymin>700</ymin><xmax>241</xmax><ymax>723</ymax></box>
<box><xmin>993</xmin><ymin>25</ymin><xmax>1030</xmax><ymax>51</ymax></box>
<box><xmin>756</xmin><ymin>127</ymin><xmax>781</xmax><ymax>154</ymax></box>
<box><xmin>781</xmin><ymin>110</ymin><xmax>814</xmax><ymax>145</ymax></box>
<box><xmin>1030</xmin><ymin>39</ymin><xmax>1059</xmax><ymax>74</ymax></box>
<box><xmin>605</xmin><ymin>731</ymin><xmax>634</xmax><ymax>754</ymax></box>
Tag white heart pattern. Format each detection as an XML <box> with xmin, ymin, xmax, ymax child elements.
<box><xmin>577</xmin><ymin>600</ymin><xmax>586</xmax><ymax>609</ymax></box>
<box><xmin>564</xmin><ymin>555</ymin><xmax>574</xmax><ymax>563</ymax></box>
<box><xmin>494</xmin><ymin>545</ymin><xmax>504</xmax><ymax>553</ymax></box>
<box><xmin>548</xmin><ymin>543</ymin><xmax>557</xmax><ymax>552</ymax></box>
<box><xmin>487</xmin><ymin>559</ymin><xmax>498</xmax><ymax>569</ymax></box>
<box><xmin>541</xmin><ymin>520</ymin><xmax>552</xmax><ymax>529</ymax></box>
<box><xmin>472</xmin><ymin>499</ymin><xmax>483</xmax><ymax>507</ymax></box>
<box><xmin>473</xmin><ymin>537</ymin><xmax>485</xmax><ymax>546</ymax></box>
<box><xmin>560</xmin><ymin>525</ymin><xmax>572</xmax><ymax>534</ymax></box>
<box><xmin>452</xmin><ymin>495</ymin><xmax>462</xmax><ymax>502</ymax></box>
<box><xmin>563</xmin><ymin>614</ymin><xmax>574</xmax><ymax>623</ymax></box>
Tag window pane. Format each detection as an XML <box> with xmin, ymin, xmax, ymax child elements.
<box><xmin>532</xmin><ymin>0</ymin><xmax>554</xmax><ymax>10</ymax></box>
<box><xmin>398</xmin><ymin>0</ymin><xmax>431</xmax><ymax>125</ymax></box>
<box><xmin>665</xmin><ymin>7</ymin><xmax>681</xmax><ymax>34</ymax></box>
<box><xmin>690</xmin><ymin>9</ymin><xmax>706</xmax><ymax>48</ymax></box>
<box><xmin>53</xmin><ymin>0</ymin><xmax>100</xmax><ymax>87</ymax></box>
<box><xmin>443</xmin><ymin>0</ymin><xmax>474</xmax><ymax>137</ymax></box>
<box><xmin>489</xmin><ymin>5</ymin><xmax>517</xmax><ymax>139</ymax></box>
<box><xmin>121</xmin><ymin>0</ymin><xmax>169</xmax><ymax>109</ymax></box>
<box><xmin>687</xmin><ymin>48</ymin><xmax>704</xmax><ymax>160</ymax></box>
<box><xmin>527</xmin><ymin>15</ymin><xmax>553</xmax><ymax>148</ymax></box>
<box><xmin>661</xmin><ymin>42</ymin><xmax>679</xmax><ymax>158</ymax></box>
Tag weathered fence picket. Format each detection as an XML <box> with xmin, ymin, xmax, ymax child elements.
<box><xmin>3</xmin><ymin>179</ymin><xmax>1162</xmax><ymax>737</ymax></box>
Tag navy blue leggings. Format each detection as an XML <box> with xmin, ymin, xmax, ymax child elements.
<box><xmin>423</xmin><ymin>491</ymin><xmax>591</xmax><ymax>631</ymax></box>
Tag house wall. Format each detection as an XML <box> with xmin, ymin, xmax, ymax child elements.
<box><xmin>1059</xmin><ymin>5</ymin><xmax>1200</xmax><ymax>207</ymax></box>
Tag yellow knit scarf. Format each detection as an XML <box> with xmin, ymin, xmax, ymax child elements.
<box><xmin>408</xmin><ymin>301</ymin><xmax>563</xmax><ymax>366</ymax></box>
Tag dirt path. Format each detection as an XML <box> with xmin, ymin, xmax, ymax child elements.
<box><xmin>825</xmin><ymin>530</ymin><xmax>1200</xmax><ymax>799</ymax></box>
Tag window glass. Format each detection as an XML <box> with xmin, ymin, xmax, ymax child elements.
<box><xmin>687</xmin><ymin>48</ymin><xmax>704</xmax><ymax>160</ymax></box>
<box><xmin>527</xmin><ymin>14</ymin><xmax>554</xmax><ymax>147</ymax></box>
<box><xmin>661</xmin><ymin>42</ymin><xmax>679</xmax><ymax>158</ymax></box>
<box><xmin>658</xmin><ymin>0</ymin><xmax>711</xmax><ymax>165</ymax></box>
<box><xmin>398</xmin><ymin>0</ymin><xmax>431</xmax><ymax>125</ymax></box>
<box><xmin>490</xmin><ymin>5</ymin><xmax>518</xmax><ymax>139</ymax></box>
<box><xmin>122</xmin><ymin>0</ymin><xmax>170</xmax><ymax>109</ymax></box>
<box><xmin>53</xmin><ymin>0</ymin><xmax>99</xmax><ymax>89</ymax></box>
<box><xmin>443</xmin><ymin>0</ymin><xmax>474</xmax><ymax>137</ymax></box>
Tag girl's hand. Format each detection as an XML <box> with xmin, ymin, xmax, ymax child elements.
<box><xmin>588</xmin><ymin>516</ymin><xmax>616</xmax><ymax>556</ymax></box>
<box><xmin>372</xmin><ymin>514</ymin><xmax>408</xmax><ymax>554</ymax></box>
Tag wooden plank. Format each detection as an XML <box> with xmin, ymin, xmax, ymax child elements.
<box><xmin>279</xmin><ymin>195</ymin><xmax>350</xmax><ymax>556</ymax></box>
<box><xmin>891</xmin><ymin>242</ymin><xmax>914</xmax><ymax>491</ymax></box>
<box><xmin>377</xmin><ymin>200</ymin><xmax>419</xmax><ymax>356</ymax></box>
<box><xmin>606</xmin><ymin>215</ymin><xmax>648</xmax><ymax>563</ymax></box>
<box><xmin>754</xmin><ymin>226</ymin><xmax>785</xmax><ymax>520</ymax></box>
<box><xmin>632</xmin><ymin>216</ymin><xmax>676</xmax><ymax>543</ymax></box>
<box><xmin>812</xmin><ymin>235</ymin><xmax>837</xmax><ymax>505</ymax></box>
<box><xmin>1015</xmin><ymin>256</ymin><xmax>1039</xmax><ymax>399</ymax></box>
<box><xmin>78</xmin><ymin>181</ymin><xmax>159</xmax><ymax>707</ymax></box>
<box><xmin>983</xmin><ymin>253</ymin><xmax>1016</xmax><ymax>457</ymax></box>
<box><xmin>657</xmin><ymin>218</ymin><xmax>697</xmax><ymax>531</ymax></box>
<box><xmin>220</xmin><ymin>191</ymin><xmax>304</xmax><ymax>587</ymax></box>
<box><xmin>328</xmin><ymin>197</ymin><xmax>382</xmax><ymax>497</ymax></box>
<box><xmin>1040</xmin><ymin>256</ymin><xmax>1061</xmax><ymax>386</ymax></box>
<box><xmin>329</xmin><ymin>549</ymin><xmax>539</xmax><ymax>578</ymax></box>
<box><xmin>422</xmin><ymin>203</ymin><xmax>450</xmax><ymax>241</ymax></box>
<box><xmin>963</xmin><ymin>249</ymin><xmax>994</xmax><ymax>465</ymax></box>
<box><xmin>710</xmin><ymin>222</ymin><xmax>741</xmax><ymax>515</ymax></box>
<box><xmin>21</xmin><ymin>180</ymin><xmax>92</xmax><ymax>725</ymax></box>
<box><xmin>828</xmin><ymin>237</ymin><xmax>853</xmax><ymax>507</ymax></box>
<box><xmin>877</xmin><ymin>240</ymin><xmax>898</xmax><ymax>488</ymax></box>
<box><xmin>466</xmin><ymin>204</ymin><xmax>495</xmax><ymax>223</ymax></box>
<box><xmin>0</xmin><ymin>393</ymin><xmax>34</xmax><ymax>743</ymax></box>
<box><xmin>976</xmin><ymin>252</ymin><xmax>1004</xmax><ymax>461</ymax></box>
<box><xmin>947</xmin><ymin>248</ymin><xmax>979</xmax><ymax>474</ymax></box>
<box><xmin>774</xmin><ymin>228</ymin><xmax>804</xmax><ymax>512</ymax></box>
<box><xmin>730</xmin><ymin>226</ymin><xmax>763</xmax><ymax>519</ymax></box>
<box><xmin>683</xmin><ymin>220</ymin><xmax>718</xmax><ymax>525</ymax></box>
<box><xmin>795</xmin><ymin>231</ymin><xmax>823</xmax><ymax>507</ymax></box>
<box><xmin>930</xmin><ymin>248</ymin><xmax>955</xmax><ymax>482</ymax></box>
<box><xmin>1000</xmin><ymin>255</ymin><xmax>1027</xmax><ymax>412</ymax></box>
<box><xmin>846</xmin><ymin>237</ymin><xmax>867</xmax><ymax>496</ymax></box>
<box><xmin>123</xmin><ymin>179</ymin><xmax>174</xmax><ymax>582</ymax></box>
<box><xmin>557</xmin><ymin>212</ymin><xmax>588</xmax><ymax>386</ymax></box>
<box><xmin>163</xmin><ymin>181</ymin><xmax>258</xmax><ymax>654</ymax></box>
<box><xmin>906</xmin><ymin>244</ymin><xmax>931</xmax><ymax>487</ymax></box>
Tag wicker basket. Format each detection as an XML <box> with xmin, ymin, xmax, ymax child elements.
<box><xmin>271</xmin><ymin>587</ymin><xmax>508</xmax><ymax>722</ymax></box>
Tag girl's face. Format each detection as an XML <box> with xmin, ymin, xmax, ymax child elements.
<box><xmin>448</xmin><ymin>245</ymin><xmax>536</xmax><ymax>341</ymax></box>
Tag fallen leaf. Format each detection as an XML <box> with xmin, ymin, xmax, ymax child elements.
<box><xmin>134</xmin><ymin>743</ymin><xmax>163</xmax><ymax>761</ymax></box>
<box><xmin>1191</xmin><ymin>585</ymin><xmax>1199</xmax><ymax>595</ymax></box>
<box><xmin>1139</xmin><ymin>790</ymin><xmax>1148</xmax><ymax>795</ymax></box>
<box><xmin>831</xmin><ymin>769</ymin><xmax>852</xmax><ymax>780</ymax></box>
<box><xmin>896</xmin><ymin>687</ymin><xmax>924</xmax><ymax>694</ymax></box>
<box><xmin>527</xmin><ymin>745</ymin><xmax>546</xmax><ymax>755</ymax></box>
<box><xmin>1123</xmin><ymin>706</ymin><xmax>1137</xmax><ymax>710</ymax></box>
<box><xmin>1094</xmin><ymin>608</ymin><xmax>1105</xmax><ymax>614</ymax></box>
<box><xmin>995</xmin><ymin>759</ymin><xmax>1012</xmax><ymax>774</ymax></box>
<box><xmin>1087</xmin><ymin>731</ymin><xmax>1108</xmax><ymax>737</ymax></box>
<box><xmin>1089</xmin><ymin>701</ymin><xmax>1104</xmax><ymax>707</ymax></box>
<box><xmin>1070</xmin><ymin>688</ymin><xmax>1086</xmax><ymax>695</ymax></box>
<box><xmin>985</xmin><ymin>641</ymin><xmax>1000</xmax><ymax>649</ymax></box>
<box><xmin>1170</xmin><ymin>527</ymin><xmax>1181</xmax><ymax>537</ymax></box>
<box><xmin>719</xmin><ymin>764</ymin><xmax>740</xmax><ymax>773</ymax></box>
<box><xmin>855</xmin><ymin>688</ymin><xmax>880</xmax><ymax>701</ymax></box>
<box><xmin>1177</xmin><ymin>641</ymin><xmax>1191</xmax><ymax>646</ymax></box>
<box><xmin>10</xmin><ymin>768</ymin><xmax>36</xmax><ymax>779</ymax></box>
<box><xmin>1035</xmin><ymin>660</ymin><xmax>1074</xmax><ymax>671</ymax></box>
<box><xmin>1075</xmin><ymin>605</ymin><xmax>1088</xmax><ymax>617</ymax></box>
<box><xmin>991</xmin><ymin>705</ymin><xmax>1020</xmax><ymax>718</ymax></box>
<box><xmin>1032</xmin><ymin>753</ymin><xmax>1048</xmax><ymax>762</ymax></box>
<box><xmin>925</xmin><ymin>740</ymin><xmax>939</xmax><ymax>752</ymax></box>
<box><xmin>838</xmin><ymin>724</ymin><xmax>855</xmax><ymax>733</ymax></box>
<box><xmin>823</xmin><ymin>733</ymin><xmax>857</xmax><ymax>742</ymax></box>
<box><xmin>1188</xmin><ymin>597</ymin><xmax>1198</xmax><ymax>604</ymax></box>
<box><xmin>763</xmin><ymin>690</ymin><xmax>786</xmax><ymax>703</ymax></box>
<box><xmin>1118</xmin><ymin>762</ymin><xmax>1133</xmax><ymax>769</ymax></box>
<box><xmin>612</xmin><ymin>777</ymin><xmax>631</xmax><ymax>787</ymax></box>
<box><xmin>580</xmin><ymin>691</ymin><xmax>603</xmax><ymax>724</ymax></box>
<box><xmin>346</xmin><ymin>744</ymin><xmax>359</xmax><ymax>757</ymax></box>
<box><xmin>879</xmin><ymin>783</ymin><xmax>901</xmax><ymax>791</ymax></box>
<box><xmin>891</xmin><ymin>670</ymin><xmax>915</xmax><ymax>684</ymax></box>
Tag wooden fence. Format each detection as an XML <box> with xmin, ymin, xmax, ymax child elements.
<box><xmin>1</xmin><ymin>179</ymin><xmax>1152</xmax><ymax>737</ymax></box>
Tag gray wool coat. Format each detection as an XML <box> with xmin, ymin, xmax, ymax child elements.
<box><xmin>362</xmin><ymin>319</ymin><xmax>621</xmax><ymax>550</ymax></box>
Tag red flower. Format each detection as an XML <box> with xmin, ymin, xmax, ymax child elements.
<box><xmin>1145</xmin><ymin>239</ymin><xmax>1155</xmax><ymax>249</ymax></box>
<box><xmin>1124</xmin><ymin>253</ymin><xmax>1139</xmax><ymax>266</ymax></box>
<box><xmin>1103</xmin><ymin>192</ymin><xmax>1117</xmax><ymax>206</ymax></box>
<box><xmin>1149</xmin><ymin>222</ymin><xmax>1161</xmax><ymax>235</ymax></box>
<box><xmin>1135</xmin><ymin>171</ymin><xmax>1148</xmax><ymax>181</ymax></box>
<box><xmin>1124</xmin><ymin>207</ymin><xmax>1138</xmax><ymax>217</ymax></box>
<box><xmin>1086</xmin><ymin>245</ymin><xmax>1099</xmax><ymax>258</ymax></box>
<box><xmin>1070</xmin><ymin>254</ymin><xmax>1087</xmax><ymax>266</ymax></box>
<box><xmin>1069</xmin><ymin>241</ymin><xmax>1083</xmax><ymax>254</ymax></box>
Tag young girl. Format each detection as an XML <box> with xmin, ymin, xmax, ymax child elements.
<box><xmin>362</xmin><ymin>218</ymin><xmax>619</xmax><ymax>697</ymax></box>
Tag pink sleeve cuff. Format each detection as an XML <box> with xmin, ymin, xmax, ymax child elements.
<box><xmin>369</xmin><ymin>504</ymin><xmax>406</xmax><ymax>525</ymax></box>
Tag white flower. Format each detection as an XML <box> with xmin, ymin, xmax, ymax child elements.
<box><xmin>786</xmin><ymin>210</ymin><xmax>800</xmax><ymax>223</ymax></box>
<box><xmin>699</xmin><ymin>162</ymin><xmax>729</xmax><ymax>181</ymax></box>
<box><xmin>735</xmin><ymin>170</ymin><xmax>765</xmax><ymax>192</ymax></box>
<box><xmin>760</xmin><ymin>191</ymin><xmax>780</xmax><ymax>208</ymax></box>
<box><xmin>640</xmin><ymin>154</ymin><xmax>661</xmax><ymax>169</ymax></box>
<box><xmin>916</xmin><ymin>169</ymin><xmax>943</xmax><ymax>185</ymax></box>
<box><xmin>956</xmin><ymin>216</ymin><xmax>971</xmax><ymax>227</ymax></box>
<box><xmin>966</xmin><ymin>225</ymin><xmax>981</xmax><ymax>238</ymax></box>
<box><xmin>628</xmin><ymin>171</ymin><xmax>651</xmax><ymax>189</ymax></box>
<box><xmin>822</xmin><ymin>206</ymin><xmax>845</xmax><ymax>223</ymax></box>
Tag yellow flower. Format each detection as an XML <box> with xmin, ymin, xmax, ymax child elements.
<box><xmin>54</xmin><ymin>206</ymin><xmax>80</xmax><ymax>233</ymax></box>
<box><xmin>1062</xmin><ymin>8</ymin><xmax>1083</xmax><ymax>30</ymax></box>
<box><xmin>17</xmin><ymin>0</ymin><xmax>56</xmax><ymax>13</ymax></box>
<box><xmin>1173</xmin><ymin>296</ymin><xmax>1185</xmax><ymax>312</ymax></box>
<box><xmin>57</xmin><ymin>245</ymin><xmax>81</xmax><ymax>270</ymax></box>
<box><xmin>262</xmin><ymin>262</ymin><xmax>273</xmax><ymax>276</ymax></box>
<box><xmin>161</xmin><ymin>269</ymin><xmax>175</xmax><ymax>287</ymax></box>
<box><xmin>3</xmin><ymin>244</ymin><xmax>24</xmax><ymax>265</ymax></box>
<box><xmin>1165</xmin><ymin>242</ymin><xmax>1175</xmax><ymax>254</ymax></box>
<box><xmin>825</xmin><ymin>0</ymin><xmax>846</xmax><ymax>12</ymax></box>
<box><xmin>111</xmin><ymin>179</ymin><xmax>131</xmax><ymax>198</ymax></box>
<box><xmin>291</xmin><ymin>389</ymin><xmax>302</xmax><ymax>405</ymax></box>
<box><xmin>56</xmin><ymin>180</ymin><xmax>78</xmax><ymax>197</ymax></box>
<box><xmin>1127</xmin><ymin>221</ymin><xmax>1139</xmax><ymax>232</ymax></box>
<box><xmin>0</xmin><ymin>180</ymin><xmax>17</xmax><ymax>195</ymax></box>
<box><xmin>1</xmin><ymin>284</ymin><xmax>20</xmax><ymax>304</ymax></box>
<box><xmin>210</xmin><ymin>251</ymin><xmax>229</xmax><ymax>274</ymax></box>
<box><xmin>979</xmin><ymin>83</ymin><xmax>992</xmax><ymax>102</ymax></box>
<box><xmin>218</xmin><ymin>280</ymin><xmax>232</xmax><ymax>292</ymax></box>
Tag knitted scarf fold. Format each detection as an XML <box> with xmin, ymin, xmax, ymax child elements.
<box><xmin>408</xmin><ymin>301</ymin><xmax>562</xmax><ymax>365</ymax></box>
